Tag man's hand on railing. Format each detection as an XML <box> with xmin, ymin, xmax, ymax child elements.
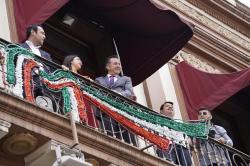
<box><xmin>61</xmin><ymin>65</ymin><xmax>93</xmax><ymax>82</ymax></box>
<box><xmin>217</xmin><ymin>137</ymin><xmax>225</xmax><ymax>144</ymax></box>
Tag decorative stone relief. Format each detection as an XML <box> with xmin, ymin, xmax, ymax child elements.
<box><xmin>224</xmin><ymin>0</ymin><xmax>236</xmax><ymax>6</ymax></box>
<box><xmin>159</xmin><ymin>0</ymin><xmax>250</xmax><ymax>51</ymax></box>
<box><xmin>2</xmin><ymin>133</ymin><xmax>38</xmax><ymax>155</ymax></box>
<box><xmin>0</xmin><ymin>119</ymin><xmax>11</xmax><ymax>130</ymax></box>
<box><xmin>173</xmin><ymin>51</ymin><xmax>221</xmax><ymax>74</ymax></box>
<box><xmin>188</xmin><ymin>0</ymin><xmax>245</xmax><ymax>34</ymax></box>
<box><xmin>0</xmin><ymin>119</ymin><xmax>11</xmax><ymax>139</ymax></box>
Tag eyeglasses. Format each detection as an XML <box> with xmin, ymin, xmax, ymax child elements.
<box><xmin>199</xmin><ymin>111</ymin><xmax>208</xmax><ymax>115</ymax></box>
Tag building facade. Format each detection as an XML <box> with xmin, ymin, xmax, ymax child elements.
<box><xmin>0</xmin><ymin>0</ymin><xmax>249</xmax><ymax>165</ymax></box>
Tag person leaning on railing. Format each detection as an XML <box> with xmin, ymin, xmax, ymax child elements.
<box><xmin>198</xmin><ymin>108</ymin><xmax>233</xmax><ymax>166</ymax></box>
<box><xmin>95</xmin><ymin>56</ymin><xmax>136</xmax><ymax>145</ymax></box>
<box><xmin>156</xmin><ymin>101</ymin><xmax>192</xmax><ymax>166</ymax></box>
<box><xmin>62</xmin><ymin>54</ymin><xmax>92</xmax><ymax>81</ymax></box>
<box><xmin>62</xmin><ymin>55</ymin><xmax>95</xmax><ymax>123</ymax></box>
<box><xmin>95</xmin><ymin>56</ymin><xmax>134</xmax><ymax>98</ymax></box>
<box><xmin>19</xmin><ymin>24</ymin><xmax>52</xmax><ymax>98</ymax></box>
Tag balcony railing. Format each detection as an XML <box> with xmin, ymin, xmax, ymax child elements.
<box><xmin>0</xmin><ymin>38</ymin><xmax>249</xmax><ymax>166</ymax></box>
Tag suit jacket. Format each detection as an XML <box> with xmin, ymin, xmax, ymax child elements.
<box><xmin>20</xmin><ymin>42</ymin><xmax>52</xmax><ymax>61</ymax></box>
<box><xmin>95</xmin><ymin>75</ymin><xmax>133</xmax><ymax>98</ymax></box>
<box><xmin>20</xmin><ymin>42</ymin><xmax>52</xmax><ymax>73</ymax></box>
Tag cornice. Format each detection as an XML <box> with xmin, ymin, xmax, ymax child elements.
<box><xmin>191</xmin><ymin>27</ymin><xmax>250</xmax><ymax>70</ymax></box>
<box><xmin>236</xmin><ymin>0</ymin><xmax>250</xmax><ymax>16</ymax></box>
<box><xmin>155</xmin><ymin>0</ymin><xmax>250</xmax><ymax>70</ymax></box>
<box><xmin>186</xmin><ymin>0</ymin><xmax>250</xmax><ymax>37</ymax></box>
<box><xmin>0</xmin><ymin>91</ymin><xmax>171</xmax><ymax>166</ymax></box>
<box><xmin>159</xmin><ymin>0</ymin><xmax>250</xmax><ymax>52</ymax></box>
<box><xmin>171</xmin><ymin>26</ymin><xmax>250</xmax><ymax>72</ymax></box>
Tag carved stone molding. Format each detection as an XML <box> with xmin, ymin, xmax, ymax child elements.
<box><xmin>159</xmin><ymin>0</ymin><xmax>250</xmax><ymax>51</ymax></box>
<box><xmin>173</xmin><ymin>51</ymin><xmax>222</xmax><ymax>74</ymax></box>
<box><xmin>2</xmin><ymin>133</ymin><xmax>38</xmax><ymax>155</ymax></box>
<box><xmin>0</xmin><ymin>119</ymin><xmax>11</xmax><ymax>129</ymax></box>
<box><xmin>0</xmin><ymin>118</ymin><xmax>11</xmax><ymax>139</ymax></box>
<box><xmin>236</xmin><ymin>1</ymin><xmax>250</xmax><ymax>16</ymax></box>
<box><xmin>186</xmin><ymin>0</ymin><xmax>250</xmax><ymax>37</ymax></box>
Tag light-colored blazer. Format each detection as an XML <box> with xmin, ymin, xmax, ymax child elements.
<box><xmin>95</xmin><ymin>75</ymin><xmax>133</xmax><ymax>98</ymax></box>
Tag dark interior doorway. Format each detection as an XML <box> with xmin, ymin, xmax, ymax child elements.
<box><xmin>42</xmin><ymin>0</ymin><xmax>114</xmax><ymax>78</ymax></box>
<box><xmin>213</xmin><ymin>86</ymin><xmax>250</xmax><ymax>155</ymax></box>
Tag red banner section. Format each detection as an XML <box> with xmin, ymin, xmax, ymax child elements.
<box><xmin>13</xmin><ymin>0</ymin><xmax>69</xmax><ymax>42</ymax></box>
<box><xmin>13</xmin><ymin>0</ymin><xmax>193</xmax><ymax>85</ymax></box>
<box><xmin>176</xmin><ymin>62</ymin><xmax>250</xmax><ymax>119</ymax></box>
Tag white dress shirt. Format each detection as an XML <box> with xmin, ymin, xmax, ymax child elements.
<box><xmin>25</xmin><ymin>40</ymin><xmax>44</xmax><ymax>72</ymax></box>
<box><xmin>107</xmin><ymin>74</ymin><xmax>118</xmax><ymax>83</ymax></box>
<box><xmin>25</xmin><ymin>40</ymin><xmax>41</xmax><ymax>57</ymax></box>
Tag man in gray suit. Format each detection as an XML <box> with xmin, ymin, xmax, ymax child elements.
<box><xmin>198</xmin><ymin>108</ymin><xmax>233</xmax><ymax>166</ymax></box>
<box><xmin>95</xmin><ymin>56</ymin><xmax>133</xmax><ymax>98</ymax></box>
<box><xmin>95</xmin><ymin>56</ymin><xmax>136</xmax><ymax>144</ymax></box>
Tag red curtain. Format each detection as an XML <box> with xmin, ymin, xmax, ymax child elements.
<box><xmin>13</xmin><ymin>0</ymin><xmax>193</xmax><ymax>85</ymax></box>
<box><xmin>13</xmin><ymin>0</ymin><xmax>69</xmax><ymax>42</ymax></box>
<box><xmin>176</xmin><ymin>62</ymin><xmax>250</xmax><ymax>120</ymax></box>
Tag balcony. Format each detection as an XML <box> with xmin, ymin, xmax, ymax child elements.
<box><xmin>0</xmin><ymin>38</ymin><xmax>249</xmax><ymax>166</ymax></box>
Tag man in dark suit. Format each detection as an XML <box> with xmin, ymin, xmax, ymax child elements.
<box><xmin>20</xmin><ymin>24</ymin><xmax>52</xmax><ymax>61</ymax></box>
<box><xmin>95</xmin><ymin>56</ymin><xmax>136</xmax><ymax>145</ymax></box>
<box><xmin>20</xmin><ymin>24</ymin><xmax>52</xmax><ymax>97</ymax></box>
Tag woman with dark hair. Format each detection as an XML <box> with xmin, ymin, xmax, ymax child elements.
<box><xmin>62</xmin><ymin>55</ymin><xmax>97</xmax><ymax>126</ymax></box>
<box><xmin>62</xmin><ymin>54</ymin><xmax>93</xmax><ymax>80</ymax></box>
<box><xmin>62</xmin><ymin>55</ymin><xmax>83</xmax><ymax>74</ymax></box>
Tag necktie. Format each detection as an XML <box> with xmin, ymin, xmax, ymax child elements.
<box><xmin>109</xmin><ymin>75</ymin><xmax>115</xmax><ymax>86</ymax></box>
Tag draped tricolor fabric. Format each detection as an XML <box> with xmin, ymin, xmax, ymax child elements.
<box><xmin>176</xmin><ymin>61</ymin><xmax>250</xmax><ymax>119</ymax></box>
